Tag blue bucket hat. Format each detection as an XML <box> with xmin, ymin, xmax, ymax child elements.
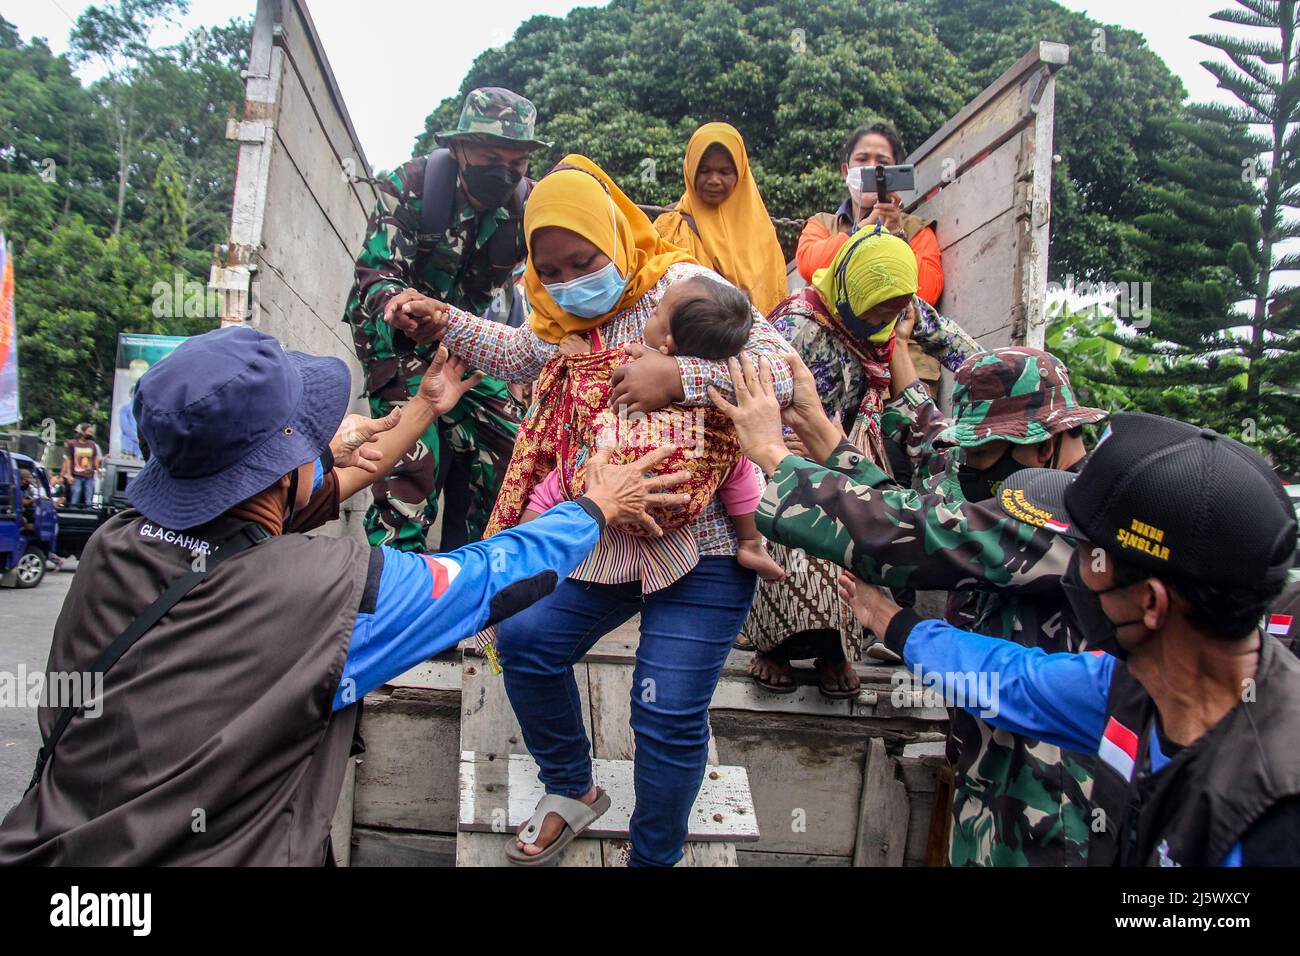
<box><xmin>127</xmin><ymin>326</ymin><xmax>351</xmax><ymax>530</ymax></box>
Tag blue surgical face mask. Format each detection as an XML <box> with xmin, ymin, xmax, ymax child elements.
<box><xmin>543</xmin><ymin>261</ymin><xmax>628</xmax><ymax>319</ymax></box>
<box><xmin>311</xmin><ymin>457</ymin><xmax>325</xmax><ymax>494</ymax></box>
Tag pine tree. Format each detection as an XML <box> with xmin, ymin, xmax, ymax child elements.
<box><xmin>1074</xmin><ymin>1</ymin><xmax>1300</xmax><ymax>473</ymax></box>
<box><xmin>1191</xmin><ymin>0</ymin><xmax>1300</xmax><ymax>468</ymax></box>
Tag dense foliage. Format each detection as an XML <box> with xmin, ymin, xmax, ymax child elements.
<box><xmin>2</xmin><ymin>0</ymin><xmax>1295</xmax><ymax>472</ymax></box>
<box><xmin>0</xmin><ymin>4</ymin><xmax>249</xmax><ymax>437</ymax></box>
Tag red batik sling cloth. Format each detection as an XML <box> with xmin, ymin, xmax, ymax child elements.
<box><xmin>483</xmin><ymin>341</ymin><xmax>741</xmax><ymax>541</ymax></box>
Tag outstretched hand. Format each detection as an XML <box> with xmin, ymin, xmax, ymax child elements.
<box><xmin>707</xmin><ymin>354</ymin><xmax>788</xmax><ymax>475</ymax></box>
<box><xmin>417</xmin><ymin>346</ymin><xmax>484</xmax><ymax>416</ymax></box>
<box><xmin>331</xmin><ymin>410</ymin><xmax>399</xmax><ymax>475</ymax></box>
<box><xmin>838</xmin><ymin>571</ymin><xmax>901</xmax><ymax>637</ymax></box>
<box><xmin>582</xmin><ymin>445</ymin><xmax>691</xmax><ymax>537</ymax></box>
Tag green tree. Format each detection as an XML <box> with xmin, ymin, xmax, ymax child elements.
<box><xmin>414</xmin><ymin>0</ymin><xmax>1193</xmax><ymax>276</ymax></box>
<box><xmin>14</xmin><ymin>218</ymin><xmax>163</xmax><ymax>434</ymax></box>
<box><xmin>1193</xmin><ymin>0</ymin><xmax>1300</xmax><ymax>468</ymax></box>
<box><xmin>68</xmin><ymin>0</ymin><xmax>191</xmax><ymax>236</ymax></box>
<box><xmin>0</xmin><ymin>13</ymin><xmax>248</xmax><ymax>435</ymax></box>
<box><xmin>1067</xmin><ymin>1</ymin><xmax>1300</xmax><ymax>472</ymax></box>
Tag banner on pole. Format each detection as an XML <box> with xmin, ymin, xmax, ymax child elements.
<box><xmin>0</xmin><ymin>232</ymin><xmax>19</xmax><ymax>426</ymax></box>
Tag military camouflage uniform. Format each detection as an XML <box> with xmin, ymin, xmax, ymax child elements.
<box><xmin>343</xmin><ymin>89</ymin><xmax>544</xmax><ymax>551</ymax></box>
<box><xmin>756</xmin><ymin>348</ymin><xmax>1110</xmax><ymax>866</ymax></box>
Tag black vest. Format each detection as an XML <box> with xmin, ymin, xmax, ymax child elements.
<box><xmin>1088</xmin><ymin>633</ymin><xmax>1300</xmax><ymax>866</ymax></box>
<box><xmin>0</xmin><ymin>512</ymin><xmax>371</xmax><ymax>865</ymax></box>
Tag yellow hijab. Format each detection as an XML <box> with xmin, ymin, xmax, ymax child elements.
<box><xmin>653</xmin><ymin>123</ymin><xmax>788</xmax><ymax>316</ymax></box>
<box><xmin>524</xmin><ymin>154</ymin><xmax>695</xmax><ymax>344</ymax></box>
<box><xmin>810</xmin><ymin>226</ymin><xmax>918</xmax><ymax>346</ymax></box>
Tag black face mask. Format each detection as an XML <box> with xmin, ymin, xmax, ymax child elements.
<box><xmin>462</xmin><ymin>162</ymin><xmax>522</xmax><ymax>208</ymax></box>
<box><xmin>1061</xmin><ymin>551</ymin><xmax>1144</xmax><ymax>658</ymax></box>
<box><xmin>958</xmin><ymin>444</ymin><xmax>1023</xmax><ymax>502</ymax></box>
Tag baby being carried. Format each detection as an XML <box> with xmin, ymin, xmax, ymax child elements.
<box><xmin>521</xmin><ymin>276</ymin><xmax>784</xmax><ymax>582</ymax></box>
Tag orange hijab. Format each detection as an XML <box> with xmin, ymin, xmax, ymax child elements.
<box><xmin>653</xmin><ymin>123</ymin><xmax>787</xmax><ymax>316</ymax></box>
<box><xmin>524</xmin><ymin>154</ymin><xmax>695</xmax><ymax>344</ymax></box>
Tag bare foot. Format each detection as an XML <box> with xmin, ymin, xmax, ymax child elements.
<box><xmin>515</xmin><ymin>784</ymin><xmax>601</xmax><ymax>857</ymax></box>
<box><xmin>815</xmin><ymin>657</ymin><xmax>860</xmax><ymax>696</ymax></box>
<box><xmin>736</xmin><ymin>538</ymin><xmax>785</xmax><ymax>582</ymax></box>
<box><xmin>750</xmin><ymin>651</ymin><xmax>795</xmax><ymax>690</ymax></box>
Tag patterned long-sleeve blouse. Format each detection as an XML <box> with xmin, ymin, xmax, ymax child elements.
<box><xmin>770</xmin><ymin>295</ymin><xmax>980</xmax><ymax>428</ymax></box>
<box><xmin>442</xmin><ymin>261</ymin><xmax>795</xmax><ymax>559</ymax></box>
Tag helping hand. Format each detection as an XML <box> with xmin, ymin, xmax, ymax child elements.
<box><xmin>417</xmin><ymin>346</ymin><xmax>484</xmax><ymax>416</ymax></box>
<box><xmin>707</xmin><ymin>354</ymin><xmax>788</xmax><ymax>473</ymax></box>
<box><xmin>582</xmin><ymin>445</ymin><xmax>691</xmax><ymax>537</ymax></box>
<box><xmin>331</xmin><ymin>410</ymin><xmax>400</xmax><ymax>475</ymax></box>
<box><xmin>838</xmin><ymin>571</ymin><xmax>901</xmax><ymax>637</ymax></box>
<box><xmin>384</xmin><ymin>289</ymin><xmax>451</xmax><ymax>345</ymax></box>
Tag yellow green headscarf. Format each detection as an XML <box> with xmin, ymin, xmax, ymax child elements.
<box><xmin>810</xmin><ymin>226</ymin><xmax>918</xmax><ymax>346</ymax></box>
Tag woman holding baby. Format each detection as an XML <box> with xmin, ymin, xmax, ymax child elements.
<box><xmin>395</xmin><ymin>153</ymin><xmax>793</xmax><ymax>867</ymax></box>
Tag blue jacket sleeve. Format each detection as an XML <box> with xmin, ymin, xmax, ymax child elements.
<box><xmin>334</xmin><ymin>499</ymin><xmax>603</xmax><ymax>709</ymax></box>
<box><xmin>901</xmin><ymin>617</ymin><xmax>1116</xmax><ymax>754</ymax></box>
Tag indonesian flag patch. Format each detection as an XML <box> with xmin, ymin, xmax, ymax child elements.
<box><xmin>420</xmin><ymin>555</ymin><xmax>461</xmax><ymax>598</ymax></box>
<box><xmin>1267</xmin><ymin>614</ymin><xmax>1293</xmax><ymax>636</ymax></box>
<box><xmin>1098</xmin><ymin>716</ymin><xmax>1139</xmax><ymax>782</ymax></box>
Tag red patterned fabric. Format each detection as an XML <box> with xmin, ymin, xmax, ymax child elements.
<box><xmin>484</xmin><ymin>343</ymin><xmax>741</xmax><ymax>541</ymax></box>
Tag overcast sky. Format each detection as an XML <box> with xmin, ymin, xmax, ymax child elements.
<box><xmin>3</xmin><ymin>0</ymin><xmax>1259</xmax><ymax>172</ymax></box>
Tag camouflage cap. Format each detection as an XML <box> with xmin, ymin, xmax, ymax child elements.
<box><xmin>934</xmin><ymin>347</ymin><xmax>1108</xmax><ymax>448</ymax></box>
<box><xmin>435</xmin><ymin>87</ymin><xmax>551</xmax><ymax>151</ymax></box>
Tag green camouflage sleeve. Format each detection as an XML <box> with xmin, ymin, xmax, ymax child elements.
<box><xmin>755</xmin><ymin>441</ymin><xmax>1070</xmax><ymax>593</ymax></box>
<box><xmin>353</xmin><ymin>160</ymin><xmax>425</xmax><ymax>354</ymax></box>
<box><xmin>880</xmin><ymin>380</ymin><xmax>958</xmax><ymax>491</ymax></box>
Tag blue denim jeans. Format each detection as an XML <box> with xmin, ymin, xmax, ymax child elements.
<box><xmin>69</xmin><ymin>477</ymin><xmax>95</xmax><ymax>507</ymax></box>
<box><xmin>496</xmin><ymin>556</ymin><xmax>757</xmax><ymax>867</ymax></box>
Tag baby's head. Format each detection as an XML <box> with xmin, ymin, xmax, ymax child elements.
<box><xmin>644</xmin><ymin>276</ymin><xmax>754</xmax><ymax>359</ymax></box>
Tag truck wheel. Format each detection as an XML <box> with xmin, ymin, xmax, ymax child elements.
<box><xmin>13</xmin><ymin>546</ymin><xmax>47</xmax><ymax>588</ymax></box>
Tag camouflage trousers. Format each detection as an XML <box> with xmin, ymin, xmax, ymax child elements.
<box><xmin>363</xmin><ymin>364</ymin><xmax>521</xmax><ymax>552</ymax></box>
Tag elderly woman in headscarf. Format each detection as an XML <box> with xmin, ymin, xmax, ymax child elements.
<box><xmin>741</xmin><ymin>226</ymin><xmax>980</xmax><ymax>696</ymax></box>
<box><xmin>653</xmin><ymin>123</ymin><xmax>788</xmax><ymax>317</ymax></box>
<box><xmin>415</xmin><ymin>155</ymin><xmax>795</xmax><ymax>867</ymax></box>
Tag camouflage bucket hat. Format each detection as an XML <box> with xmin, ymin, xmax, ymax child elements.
<box><xmin>435</xmin><ymin>87</ymin><xmax>551</xmax><ymax>151</ymax></box>
<box><xmin>934</xmin><ymin>347</ymin><xmax>1108</xmax><ymax>448</ymax></box>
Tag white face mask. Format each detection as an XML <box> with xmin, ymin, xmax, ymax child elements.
<box><xmin>846</xmin><ymin>166</ymin><xmax>871</xmax><ymax>208</ymax></box>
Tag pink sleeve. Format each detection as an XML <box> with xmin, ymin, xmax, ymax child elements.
<box><xmin>525</xmin><ymin>469</ymin><xmax>567</xmax><ymax>514</ymax></box>
<box><xmin>716</xmin><ymin>457</ymin><xmax>763</xmax><ymax>517</ymax></box>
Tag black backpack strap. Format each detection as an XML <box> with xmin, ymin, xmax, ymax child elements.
<box><xmin>418</xmin><ymin>148</ymin><xmax>459</xmax><ymax>248</ymax></box>
<box><xmin>26</xmin><ymin>522</ymin><xmax>271</xmax><ymax>793</ymax></box>
<box><xmin>485</xmin><ymin>176</ymin><xmax>532</xmax><ymax>272</ymax></box>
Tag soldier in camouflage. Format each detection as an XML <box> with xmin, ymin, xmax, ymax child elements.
<box><xmin>344</xmin><ymin>88</ymin><xmax>549</xmax><ymax>551</ymax></box>
<box><xmin>710</xmin><ymin>332</ymin><xmax>1109</xmax><ymax>866</ymax></box>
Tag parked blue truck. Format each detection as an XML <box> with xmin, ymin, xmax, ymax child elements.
<box><xmin>0</xmin><ymin>449</ymin><xmax>57</xmax><ymax>588</ymax></box>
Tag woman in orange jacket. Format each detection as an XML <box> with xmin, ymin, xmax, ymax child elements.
<box><xmin>796</xmin><ymin>122</ymin><xmax>944</xmax><ymax>306</ymax></box>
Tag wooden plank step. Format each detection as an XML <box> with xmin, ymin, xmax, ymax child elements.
<box><xmin>458</xmin><ymin>751</ymin><xmax>760</xmax><ymax>842</ymax></box>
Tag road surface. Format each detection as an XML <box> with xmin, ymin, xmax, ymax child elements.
<box><xmin>0</xmin><ymin>565</ymin><xmax>74</xmax><ymax>817</ymax></box>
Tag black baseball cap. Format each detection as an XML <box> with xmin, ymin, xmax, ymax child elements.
<box><xmin>995</xmin><ymin>412</ymin><xmax>1297</xmax><ymax>588</ymax></box>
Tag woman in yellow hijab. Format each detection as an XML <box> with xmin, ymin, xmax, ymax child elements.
<box><xmin>524</xmin><ymin>154</ymin><xmax>694</xmax><ymax>344</ymax></box>
<box><xmin>739</xmin><ymin>225</ymin><xmax>975</xmax><ymax>697</ymax></box>
<box><xmin>653</xmin><ymin>123</ymin><xmax>788</xmax><ymax>316</ymax></box>
<box><xmin>434</xmin><ymin>154</ymin><xmax>799</xmax><ymax>868</ymax></box>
